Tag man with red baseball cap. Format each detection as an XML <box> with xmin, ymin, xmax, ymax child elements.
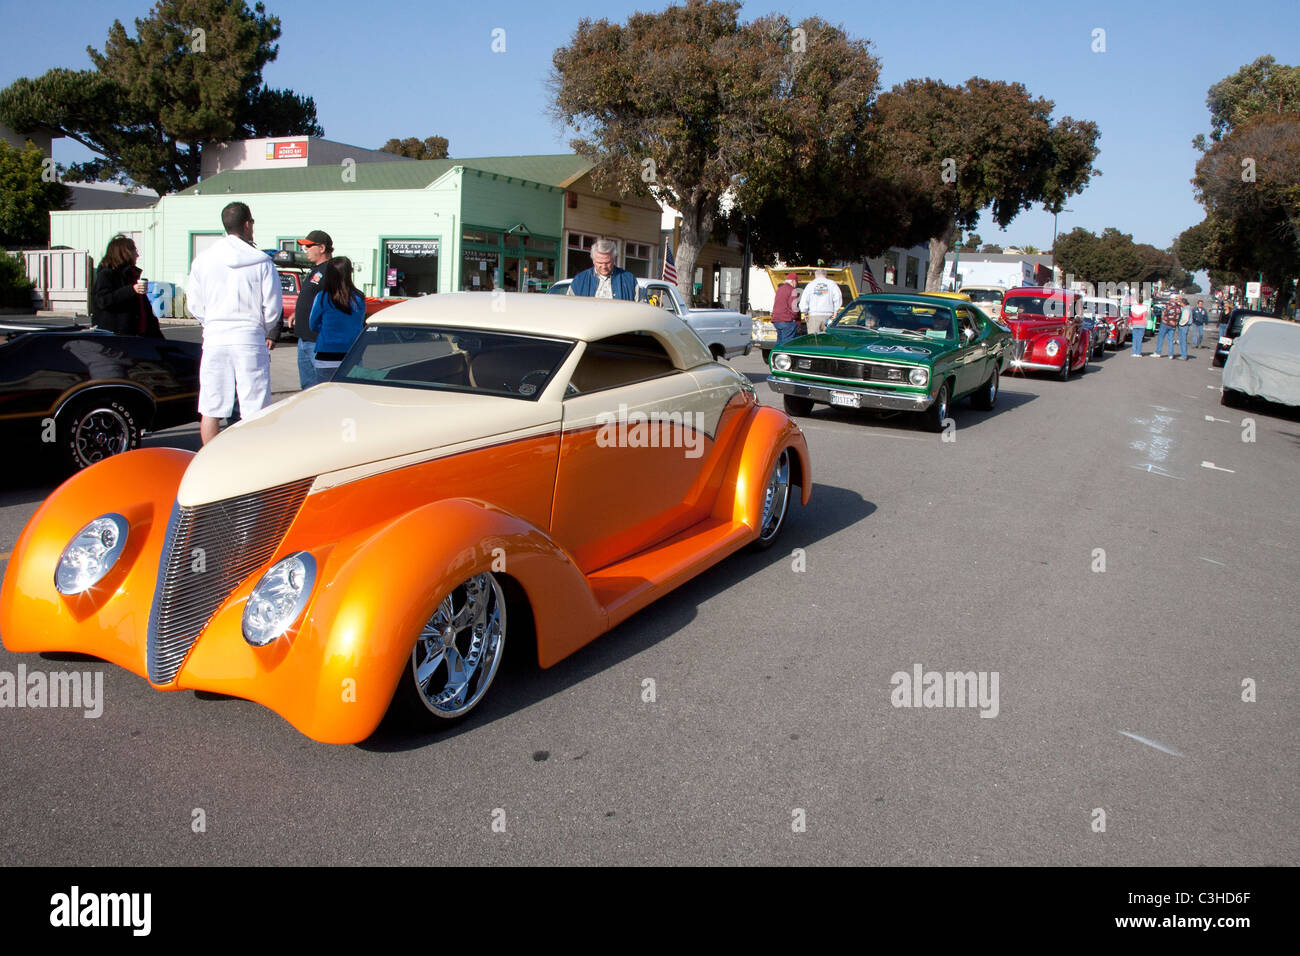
<box><xmin>293</xmin><ymin>230</ymin><xmax>332</xmax><ymax>388</ymax></box>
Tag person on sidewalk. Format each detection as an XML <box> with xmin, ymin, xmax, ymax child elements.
<box><xmin>186</xmin><ymin>202</ymin><xmax>280</xmax><ymax>445</ymax></box>
<box><xmin>1129</xmin><ymin>297</ymin><xmax>1149</xmax><ymax>356</ymax></box>
<box><xmin>307</xmin><ymin>257</ymin><xmax>366</xmax><ymax>382</ymax></box>
<box><xmin>1191</xmin><ymin>300</ymin><xmax>1208</xmax><ymax>349</ymax></box>
<box><xmin>1176</xmin><ymin>298</ymin><xmax>1192</xmax><ymax>359</ymax></box>
<box><xmin>1153</xmin><ymin>295</ymin><xmax>1179</xmax><ymax>358</ymax></box>
<box><xmin>771</xmin><ymin>272</ymin><xmax>801</xmax><ymax>344</ymax></box>
<box><xmin>291</xmin><ymin>230</ymin><xmax>332</xmax><ymax>389</ymax></box>
<box><xmin>91</xmin><ymin>235</ymin><xmax>163</xmax><ymax>338</ymax></box>
<box><xmin>799</xmin><ymin>269</ymin><xmax>841</xmax><ymax>335</ymax></box>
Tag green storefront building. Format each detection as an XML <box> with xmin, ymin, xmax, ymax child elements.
<box><xmin>48</xmin><ymin>155</ymin><xmax>586</xmax><ymax>311</ymax></box>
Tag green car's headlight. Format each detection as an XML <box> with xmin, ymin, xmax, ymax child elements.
<box><xmin>909</xmin><ymin>367</ymin><xmax>929</xmax><ymax>387</ymax></box>
<box><xmin>243</xmin><ymin>552</ymin><xmax>317</xmax><ymax>646</ymax></box>
<box><xmin>55</xmin><ymin>514</ymin><xmax>129</xmax><ymax>595</ymax></box>
<box><xmin>773</xmin><ymin>353</ymin><xmax>792</xmax><ymax>371</ymax></box>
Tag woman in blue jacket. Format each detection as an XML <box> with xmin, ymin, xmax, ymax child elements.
<box><xmin>307</xmin><ymin>257</ymin><xmax>366</xmax><ymax>381</ymax></box>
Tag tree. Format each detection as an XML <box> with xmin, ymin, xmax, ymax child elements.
<box><xmin>869</xmin><ymin>77</ymin><xmax>1100</xmax><ymax>291</ymax></box>
<box><xmin>0</xmin><ymin>0</ymin><xmax>321</xmax><ymax>195</ymax></box>
<box><xmin>1019</xmin><ymin>243</ymin><xmax>1040</xmax><ymax>254</ymax></box>
<box><xmin>1053</xmin><ymin>225</ymin><xmax>1191</xmax><ymax>290</ymax></box>
<box><xmin>958</xmin><ymin>232</ymin><xmax>982</xmax><ymax>251</ymax></box>
<box><xmin>1193</xmin><ymin>55</ymin><xmax>1300</xmax><ymax>150</ymax></box>
<box><xmin>979</xmin><ymin>243</ymin><xmax>1003</xmax><ymax>254</ymax></box>
<box><xmin>1192</xmin><ymin>112</ymin><xmax>1299</xmax><ymax>313</ymax></box>
<box><xmin>0</xmin><ymin>140</ymin><xmax>71</xmax><ymax>246</ymax></box>
<box><xmin>552</xmin><ymin>1</ymin><xmax>904</xmax><ymax>303</ymax></box>
<box><xmin>380</xmin><ymin>136</ymin><xmax>449</xmax><ymax>160</ymax></box>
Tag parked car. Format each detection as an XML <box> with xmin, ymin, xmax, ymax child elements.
<box><xmin>548</xmin><ymin>277</ymin><xmax>751</xmax><ymax>359</ymax></box>
<box><xmin>0</xmin><ymin>294</ymin><xmax>809</xmax><ymax>743</ymax></box>
<box><xmin>957</xmin><ymin>285</ymin><xmax>1006</xmax><ymax>321</ymax></box>
<box><xmin>1221</xmin><ymin>318</ymin><xmax>1300</xmax><ymax>409</ymax></box>
<box><xmin>999</xmin><ymin>287</ymin><xmax>1089</xmax><ymax>378</ymax></box>
<box><xmin>1213</xmin><ymin>308</ymin><xmax>1278</xmax><ymax>368</ymax></box>
<box><xmin>751</xmin><ymin>266</ymin><xmax>858</xmax><ymax>361</ymax></box>
<box><xmin>0</xmin><ymin>323</ymin><xmax>201</xmax><ymax>473</ymax></box>
<box><xmin>1079</xmin><ymin>296</ymin><xmax>1125</xmax><ymax>352</ymax></box>
<box><xmin>766</xmin><ymin>293</ymin><xmax>1011</xmax><ymax>431</ymax></box>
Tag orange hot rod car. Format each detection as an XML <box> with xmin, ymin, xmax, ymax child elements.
<box><xmin>0</xmin><ymin>294</ymin><xmax>810</xmax><ymax>744</ymax></box>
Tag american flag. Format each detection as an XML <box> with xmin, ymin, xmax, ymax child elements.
<box><xmin>861</xmin><ymin>258</ymin><xmax>882</xmax><ymax>294</ymax></box>
<box><xmin>662</xmin><ymin>242</ymin><xmax>677</xmax><ymax>284</ymax></box>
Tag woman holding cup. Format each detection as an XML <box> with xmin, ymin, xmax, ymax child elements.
<box><xmin>91</xmin><ymin>234</ymin><xmax>163</xmax><ymax>338</ymax></box>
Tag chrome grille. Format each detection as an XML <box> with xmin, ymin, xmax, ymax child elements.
<box><xmin>1011</xmin><ymin>341</ymin><xmax>1028</xmax><ymax>362</ymax></box>
<box><xmin>146</xmin><ymin>478</ymin><xmax>314</xmax><ymax>685</ymax></box>
<box><xmin>793</xmin><ymin>357</ymin><xmax>909</xmax><ymax>383</ymax></box>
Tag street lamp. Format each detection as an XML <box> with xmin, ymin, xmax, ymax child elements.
<box><xmin>1051</xmin><ymin>208</ymin><xmax>1073</xmax><ymax>252</ymax></box>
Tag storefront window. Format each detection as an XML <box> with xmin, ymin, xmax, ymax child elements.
<box><xmin>883</xmin><ymin>251</ymin><xmax>899</xmax><ymax>286</ymax></box>
<box><xmin>383</xmin><ymin>238</ymin><xmax>439</xmax><ymax>296</ymax></box>
<box><xmin>462</xmin><ymin>250</ymin><xmax>500</xmax><ymax>291</ymax></box>
<box><xmin>905</xmin><ymin>255</ymin><xmax>920</xmax><ymax>290</ymax></box>
<box><xmin>463</xmin><ymin>227</ymin><xmax>502</xmax><ymax>246</ymax></box>
<box><xmin>626</xmin><ymin>242</ymin><xmax>652</xmax><ymax>278</ymax></box>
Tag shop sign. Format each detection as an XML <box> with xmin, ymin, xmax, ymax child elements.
<box><xmin>387</xmin><ymin>240</ymin><xmax>439</xmax><ymax>257</ymax></box>
<box><xmin>267</xmin><ymin>139</ymin><xmax>308</xmax><ymax>160</ymax></box>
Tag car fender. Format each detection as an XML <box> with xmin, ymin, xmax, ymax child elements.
<box><xmin>0</xmin><ymin>447</ymin><xmax>193</xmax><ymax>671</ymax></box>
<box><xmin>241</xmin><ymin>497</ymin><xmax>608</xmax><ymax>743</ymax></box>
<box><xmin>711</xmin><ymin>405</ymin><xmax>811</xmax><ymax>530</ymax></box>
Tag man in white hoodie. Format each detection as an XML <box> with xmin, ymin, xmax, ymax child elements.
<box><xmin>799</xmin><ymin>269</ymin><xmax>842</xmax><ymax>335</ymax></box>
<box><xmin>187</xmin><ymin>202</ymin><xmax>281</xmax><ymax>444</ymax></box>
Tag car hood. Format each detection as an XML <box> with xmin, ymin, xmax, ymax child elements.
<box><xmin>1000</xmin><ymin>316</ymin><xmax>1068</xmax><ymax>339</ymax></box>
<box><xmin>177</xmin><ymin>383</ymin><xmax>560</xmax><ymax>507</ymax></box>
<box><xmin>777</xmin><ymin>330</ymin><xmax>952</xmax><ymax>363</ymax></box>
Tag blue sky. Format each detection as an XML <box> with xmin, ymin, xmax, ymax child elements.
<box><xmin>4</xmin><ymin>0</ymin><xmax>1297</xmax><ymax>254</ymax></box>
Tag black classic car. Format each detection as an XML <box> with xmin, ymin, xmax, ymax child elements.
<box><xmin>0</xmin><ymin>322</ymin><xmax>201</xmax><ymax>472</ymax></box>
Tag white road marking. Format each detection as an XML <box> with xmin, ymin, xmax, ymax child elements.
<box><xmin>1130</xmin><ymin>463</ymin><xmax>1184</xmax><ymax>479</ymax></box>
<box><xmin>1207</xmin><ymin>385</ymin><xmax>1222</xmax><ymax>391</ymax></box>
<box><xmin>1119</xmin><ymin>731</ymin><xmax>1184</xmax><ymax>757</ymax></box>
<box><xmin>1205</xmin><ymin>415</ymin><xmax>1230</xmax><ymax>423</ymax></box>
<box><xmin>1199</xmin><ymin>557</ymin><xmax>1226</xmax><ymax>566</ymax></box>
<box><xmin>1201</xmin><ymin>461</ymin><xmax>1235</xmax><ymax>473</ymax></box>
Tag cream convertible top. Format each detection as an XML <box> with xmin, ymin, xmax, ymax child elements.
<box><xmin>367</xmin><ymin>292</ymin><xmax>714</xmax><ymax>369</ymax></box>
<box><xmin>176</xmin><ymin>293</ymin><xmax>718</xmax><ymax>506</ymax></box>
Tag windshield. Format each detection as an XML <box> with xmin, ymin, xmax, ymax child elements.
<box><xmin>830</xmin><ymin>300</ymin><xmax>955</xmax><ymax>340</ymax></box>
<box><xmin>962</xmin><ymin>289</ymin><xmax>1003</xmax><ymax>304</ymax></box>
<box><xmin>1001</xmin><ymin>295</ymin><xmax>1069</xmax><ymax>319</ymax></box>
<box><xmin>336</xmin><ymin>326</ymin><xmax>575</xmax><ymax>399</ymax></box>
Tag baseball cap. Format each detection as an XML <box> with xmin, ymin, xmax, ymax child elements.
<box><xmin>786</xmin><ymin>272</ymin><xmax>798</xmax><ymax>281</ymax></box>
<box><xmin>297</xmin><ymin>230</ymin><xmax>332</xmax><ymax>248</ymax></box>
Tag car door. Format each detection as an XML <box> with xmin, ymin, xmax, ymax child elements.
<box><xmin>952</xmin><ymin>307</ymin><xmax>989</xmax><ymax>395</ymax></box>
<box><xmin>551</xmin><ymin>333</ymin><xmax>717</xmax><ymax>574</ymax></box>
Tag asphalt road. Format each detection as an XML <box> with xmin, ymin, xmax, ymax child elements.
<box><xmin>0</xmin><ymin>329</ymin><xmax>1296</xmax><ymax>866</ymax></box>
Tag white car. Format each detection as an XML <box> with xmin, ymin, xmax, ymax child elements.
<box><xmin>549</xmin><ymin>278</ymin><xmax>751</xmax><ymax>360</ymax></box>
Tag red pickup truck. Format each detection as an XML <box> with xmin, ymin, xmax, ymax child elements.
<box><xmin>273</xmin><ymin>251</ymin><xmax>402</xmax><ymax>339</ymax></box>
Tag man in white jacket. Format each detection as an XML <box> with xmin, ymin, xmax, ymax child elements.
<box><xmin>799</xmin><ymin>269</ymin><xmax>842</xmax><ymax>335</ymax></box>
<box><xmin>187</xmin><ymin>202</ymin><xmax>281</xmax><ymax>444</ymax></box>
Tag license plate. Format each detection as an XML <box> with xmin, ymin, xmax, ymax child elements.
<box><xmin>830</xmin><ymin>391</ymin><xmax>860</xmax><ymax>408</ymax></box>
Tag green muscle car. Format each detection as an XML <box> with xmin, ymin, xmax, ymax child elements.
<box><xmin>766</xmin><ymin>293</ymin><xmax>1012</xmax><ymax>432</ymax></box>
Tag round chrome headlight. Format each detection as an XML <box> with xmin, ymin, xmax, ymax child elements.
<box><xmin>772</xmin><ymin>352</ymin><xmax>792</xmax><ymax>371</ymax></box>
<box><xmin>242</xmin><ymin>552</ymin><xmax>317</xmax><ymax>647</ymax></box>
<box><xmin>55</xmin><ymin>514</ymin><xmax>129</xmax><ymax>595</ymax></box>
<box><xmin>1045</xmin><ymin>340</ymin><xmax>1061</xmax><ymax>357</ymax></box>
<box><xmin>908</xmin><ymin>367</ymin><xmax>929</xmax><ymax>387</ymax></box>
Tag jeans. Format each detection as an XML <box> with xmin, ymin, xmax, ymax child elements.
<box><xmin>1191</xmin><ymin>322</ymin><xmax>1204</xmax><ymax>348</ymax></box>
<box><xmin>1131</xmin><ymin>325</ymin><xmax>1145</xmax><ymax>355</ymax></box>
<box><xmin>1154</xmin><ymin>324</ymin><xmax>1176</xmax><ymax>356</ymax></box>
<box><xmin>297</xmin><ymin>338</ymin><xmax>319</xmax><ymax>389</ymax></box>
<box><xmin>1176</xmin><ymin>324</ymin><xmax>1189</xmax><ymax>359</ymax></box>
<box><xmin>774</xmin><ymin>321</ymin><xmax>799</xmax><ymax>344</ymax></box>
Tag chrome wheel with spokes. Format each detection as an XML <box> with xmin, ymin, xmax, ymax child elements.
<box><xmin>754</xmin><ymin>448</ymin><xmax>791</xmax><ymax>549</ymax></box>
<box><xmin>410</xmin><ymin>572</ymin><xmax>506</xmax><ymax>719</ymax></box>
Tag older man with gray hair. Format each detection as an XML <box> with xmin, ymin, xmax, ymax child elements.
<box><xmin>567</xmin><ymin>238</ymin><xmax>644</xmax><ymax>301</ymax></box>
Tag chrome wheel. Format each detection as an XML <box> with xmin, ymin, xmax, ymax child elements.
<box><xmin>757</xmin><ymin>449</ymin><xmax>791</xmax><ymax>546</ymax></box>
<box><xmin>73</xmin><ymin>406</ymin><xmax>132</xmax><ymax>465</ymax></box>
<box><xmin>410</xmin><ymin>573</ymin><xmax>506</xmax><ymax>719</ymax></box>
